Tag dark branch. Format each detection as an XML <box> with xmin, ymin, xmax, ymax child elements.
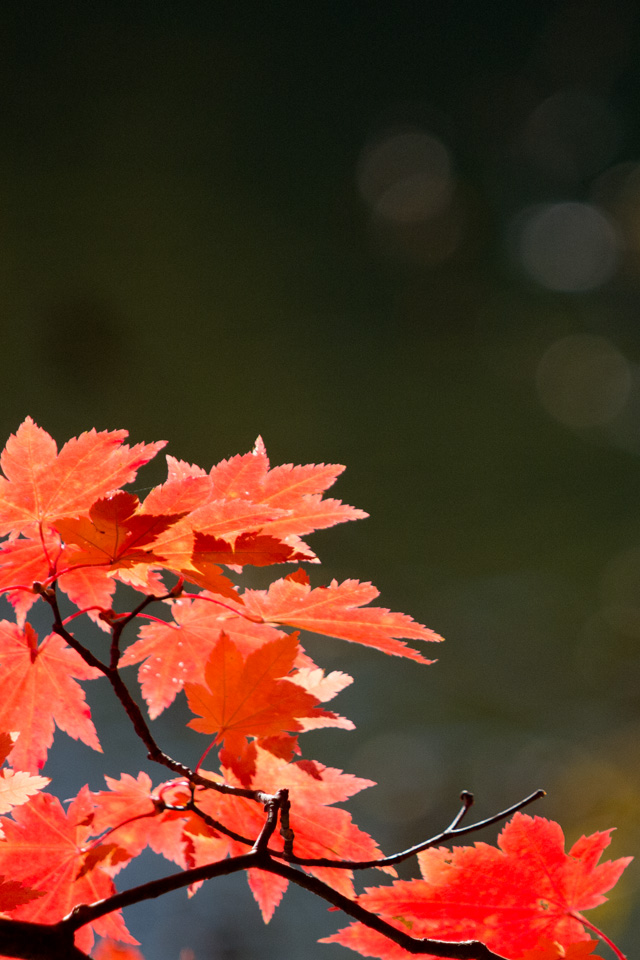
<box><xmin>252</xmin><ymin>789</ymin><xmax>286</xmax><ymax>853</ymax></box>
<box><xmin>41</xmin><ymin>585</ymin><xmax>272</xmax><ymax>802</ymax></box>
<box><xmin>9</xmin><ymin>584</ymin><xmax>542</xmax><ymax>960</ymax></box>
<box><xmin>0</xmin><ymin>918</ymin><xmax>89</xmax><ymax>960</ymax></box>
<box><xmin>61</xmin><ymin>849</ymin><xmax>510</xmax><ymax>960</ymax></box>
<box><xmin>56</xmin><ymin>788</ymin><xmax>543</xmax><ymax>960</ymax></box>
<box><xmin>263</xmin><ymin>857</ymin><xmax>511</xmax><ymax>960</ymax></box>
<box><xmin>107</xmin><ymin>592</ymin><xmax>162</xmax><ymax>669</ymax></box>
<box><xmin>162</xmin><ymin>798</ymin><xmax>254</xmax><ymax>847</ymax></box>
<box><xmin>176</xmin><ymin>786</ymin><xmax>545</xmax><ymax>871</ymax></box>
<box><xmin>65</xmin><ymin>852</ymin><xmax>260</xmax><ymax>930</ymax></box>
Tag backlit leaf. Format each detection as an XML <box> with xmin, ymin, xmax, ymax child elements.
<box><xmin>0</xmin><ymin>417</ymin><xmax>164</xmax><ymax>538</ymax></box>
<box><xmin>0</xmin><ymin>622</ymin><xmax>101</xmax><ymax>771</ymax></box>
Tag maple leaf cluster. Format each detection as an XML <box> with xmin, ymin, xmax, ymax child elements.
<box><xmin>0</xmin><ymin>418</ymin><xmax>631</xmax><ymax>960</ymax></box>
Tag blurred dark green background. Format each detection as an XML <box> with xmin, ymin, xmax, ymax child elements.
<box><xmin>2</xmin><ymin>2</ymin><xmax>640</xmax><ymax>957</ymax></box>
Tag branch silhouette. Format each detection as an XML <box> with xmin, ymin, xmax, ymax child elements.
<box><xmin>0</xmin><ymin>420</ymin><xmax>627</xmax><ymax>960</ymax></box>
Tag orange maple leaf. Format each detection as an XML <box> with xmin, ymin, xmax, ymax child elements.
<box><xmin>287</xmin><ymin>666</ymin><xmax>354</xmax><ymax>731</ymax></box>
<box><xmin>119</xmin><ymin>597</ymin><xmax>293</xmax><ymax>719</ymax></box>
<box><xmin>169</xmin><ymin>436</ymin><xmax>368</xmax><ymax>537</ymax></box>
<box><xmin>0</xmin><ymin>525</ymin><xmax>125</xmax><ymax>628</ymax></box>
<box><xmin>89</xmin><ymin>772</ymin><xmax>193</xmax><ymax>870</ymax></box>
<box><xmin>0</xmin><ymin>532</ymin><xmax>60</xmax><ymax>625</ymax></box>
<box><xmin>323</xmin><ymin>813</ymin><xmax>632</xmax><ymax>959</ymax></box>
<box><xmin>0</xmin><ymin>766</ymin><xmax>50</xmax><ymax>816</ymax></box>
<box><xmin>0</xmin><ymin>529</ymin><xmax>154</xmax><ymax>633</ymax></box>
<box><xmin>184</xmin><ymin>633</ymin><xmax>322</xmax><ymax>758</ymax></box>
<box><xmin>0</xmin><ymin>621</ymin><xmax>101</xmax><ymax>771</ymax></box>
<box><xmin>207</xmin><ymin>437</ymin><xmax>368</xmax><ymax>537</ymax></box>
<box><xmin>185</xmin><ymin>747</ymin><xmax>387</xmax><ymax>922</ymax></box>
<box><xmin>136</xmin><ymin>437</ymin><xmax>366</xmax><ymax>578</ymax></box>
<box><xmin>233</xmin><ymin>570</ymin><xmax>442</xmax><ymax>662</ymax></box>
<box><xmin>93</xmin><ymin>940</ymin><xmax>146</xmax><ymax>960</ymax></box>
<box><xmin>519</xmin><ymin>939</ymin><xmax>605</xmax><ymax>959</ymax></box>
<box><xmin>0</xmin><ymin>788</ymin><xmax>137</xmax><ymax>954</ymax></box>
<box><xmin>54</xmin><ymin>491</ymin><xmax>185</xmax><ymax>571</ymax></box>
<box><xmin>0</xmin><ymin>417</ymin><xmax>164</xmax><ymax>538</ymax></box>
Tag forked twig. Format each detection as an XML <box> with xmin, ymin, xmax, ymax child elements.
<box><xmin>15</xmin><ymin>583</ymin><xmax>543</xmax><ymax>960</ymax></box>
<box><xmin>39</xmin><ymin>584</ymin><xmax>272</xmax><ymax>802</ymax></box>
<box><xmin>269</xmin><ymin>787</ymin><xmax>546</xmax><ymax>869</ymax></box>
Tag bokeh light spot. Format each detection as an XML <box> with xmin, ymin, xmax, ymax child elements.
<box><xmin>536</xmin><ymin>334</ymin><xmax>631</xmax><ymax>428</ymax></box>
<box><xmin>357</xmin><ymin>129</ymin><xmax>453</xmax><ymax>223</ymax></box>
<box><xmin>517</xmin><ymin>202</ymin><xmax>618</xmax><ymax>292</ymax></box>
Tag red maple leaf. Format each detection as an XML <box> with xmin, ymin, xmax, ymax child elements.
<box><xmin>0</xmin><ymin>621</ymin><xmax>101</xmax><ymax>771</ymax></box>
<box><xmin>0</xmin><ymin>531</ymin><xmax>141</xmax><ymax>633</ymax></box>
<box><xmin>56</xmin><ymin>563</ymin><xmax>122</xmax><ymax>632</ymax></box>
<box><xmin>89</xmin><ymin>772</ymin><xmax>192</xmax><ymax>870</ymax></box>
<box><xmin>185</xmin><ymin>747</ymin><xmax>387</xmax><ymax>922</ymax></box>
<box><xmin>0</xmin><ymin>532</ymin><xmax>61</xmax><ymax>626</ymax></box>
<box><xmin>0</xmin><ymin>525</ymin><xmax>171</xmax><ymax>638</ymax></box>
<box><xmin>119</xmin><ymin>597</ymin><xmax>294</xmax><ymax>719</ymax></box>
<box><xmin>0</xmin><ymin>417</ymin><xmax>164</xmax><ymax>538</ymax></box>
<box><xmin>0</xmin><ymin>732</ymin><xmax>16</xmax><ymax>766</ymax></box>
<box><xmin>136</xmin><ymin>438</ymin><xmax>366</xmax><ymax>578</ymax></box>
<box><xmin>231</xmin><ymin>570</ymin><xmax>442</xmax><ymax>662</ymax></box>
<box><xmin>171</xmin><ymin>436</ymin><xmax>368</xmax><ymax>538</ymax></box>
<box><xmin>93</xmin><ymin>940</ymin><xmax>146</xmax><ymax>960</ymax></box>
<box><xmin>54</xmin><ymin>491</ymin><xmax>185</xmax><ymax>572</ymax></box>
<box><xmin>190</xmin><ymin>530</ymin><xmax>313</xmax><ymax>572</ymax></box>
<box><xmin>139</xmin><ymin>480</ymin><xmax>285</xmax><ymax>563</ymax></box>
<box><xmin>184</xmin><ymin>633</ymin><xmax>323</xmax><ymax>758</ymax></box>
<box><xmin>323</xmin><ymin>813</ymin><xmax>632</xmax><ymax>959</ymax></box>
<box><xmin>0</xmin><ymin>875</ymin><xmax>44</xmax><ymax>912</ymax></box>
<box><xmin>0</xmin><ymin>788</ymin><xmax>137</xmax><ymax>954</ymax></box>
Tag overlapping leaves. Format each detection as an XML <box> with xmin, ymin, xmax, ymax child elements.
<box><xmin>0</xmin><ymin>419</ymin><xmax>630</xmax><ymax>960</ymax></box>
<box><xmin>0</xmin><ymin>788</ymin><xmax>137</xmax><ymax>953</ymax></box>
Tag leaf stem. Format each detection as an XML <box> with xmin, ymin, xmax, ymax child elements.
<box><xmin>180</xmin><ymin>591</ymin><xmax>262</xmax><ymax>622</ymax></box>
<box><xmin>571</xmin><ymin>912</ymin><xmax>627</xmax><ymax>960</ymax></box>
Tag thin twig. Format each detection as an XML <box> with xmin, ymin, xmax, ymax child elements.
<box><xmin>162</xmin><ymin>799</ymin><xmax>253</xmax><ymax>846</ymax></box>
<box><xmin>17</xmin><ymin>583</ymin><xmax>543</xmax><ymax>960</ymax></box>
<box><xmin>446</xmin><ymin>790</ymin><xmax>475</xmax><ymax>831</ymax></box>
<box><xmin>277</xmin><ymin>788</ymin><xmax>546</xmax><ymax>868</ymax></box>
<box><xmin>164</xmin><ymin>785</ymin><xmax>544</xmax><ymax>870</ymax></box>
